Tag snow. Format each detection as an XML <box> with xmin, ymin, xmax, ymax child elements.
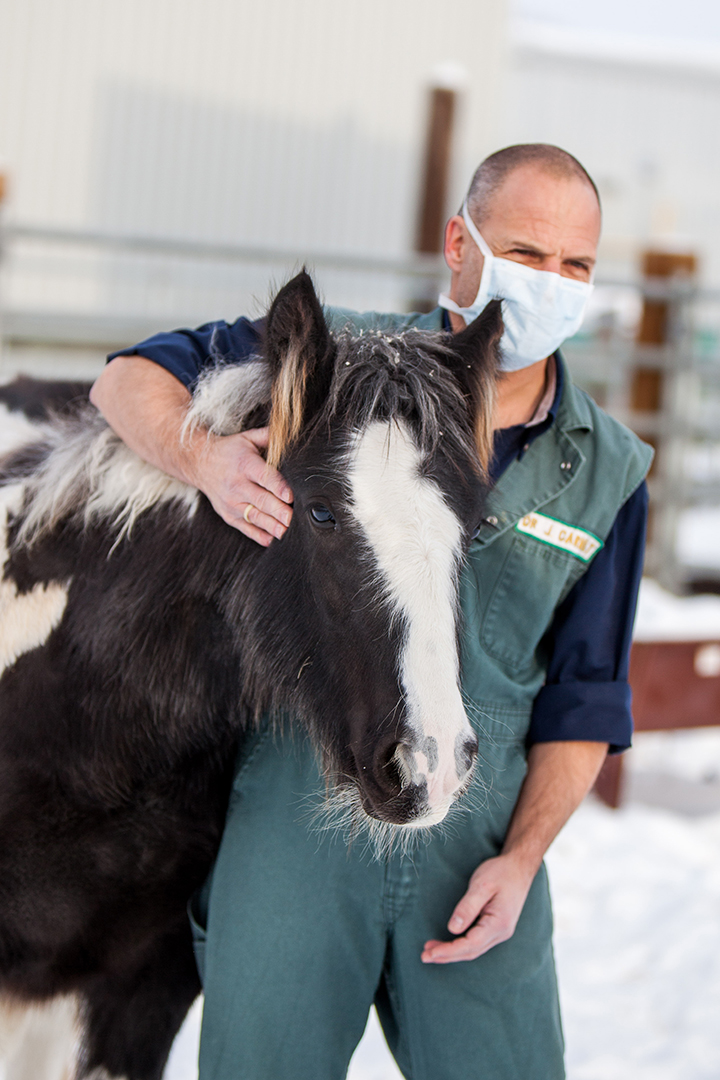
<box><xmin>547</xmin><ymin>800</ymin><xmax>720</xmax><ymax>1080</ymax></box>
<box><xmin>677</xmin><ymin>508</ymin><xmax>720</xmax><ymax>572</ymax></box>
<box><xmin>633</xmin><ymin>577</ymin><xmax>720</xmax><ymax>641</ymax></box>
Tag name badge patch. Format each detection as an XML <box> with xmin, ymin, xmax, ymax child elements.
<box><xmin>515</xmin><ymin>512</ymin><xmax>603</xmax><ymax>562</ymax></box>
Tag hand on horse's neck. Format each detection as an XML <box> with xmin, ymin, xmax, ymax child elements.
<box><xmin>492</xmin><ymin>357</ymin><xmax>550</xmax><ymax>430</ymax></box>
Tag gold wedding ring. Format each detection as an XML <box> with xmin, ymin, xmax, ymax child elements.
<box><xmin>243</xmin><ymin>504</ymin><xmax>254</xmax><ymax>524</ymax></box>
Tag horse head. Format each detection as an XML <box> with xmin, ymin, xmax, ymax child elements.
<box><xmin>210</xmin><ymin>272</ymin><xmax>503</xmax><ymax>833</ymax></box>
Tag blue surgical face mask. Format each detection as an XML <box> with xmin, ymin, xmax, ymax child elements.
<box><xmin>439</xmin><ymin>202</ymin><xmax>594</xmax><ymax>372</ymax></box>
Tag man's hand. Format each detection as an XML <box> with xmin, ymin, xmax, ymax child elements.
<box><xmin>421</xmin><ymin>740</ymin><xmax>608</xmax><ymax>965</ymax></box>
<box><xmin>90</xmin><ymin>356</ymin><xmax>293</xmax><ymax>546</ymax></box>
<box><xmin>421</xmin><ymin>852</ymin><xmax>534</xmax><ymax>964</ymax></box>
<box><xmin>190</xmin><ymin>427</ymin><xmax>293</xmax><ymax>547</ymax></box>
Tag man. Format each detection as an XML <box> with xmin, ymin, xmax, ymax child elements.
<box><xmin>91</xmin><ymin>144</ymin><xmax>651</xmax><ymax>1079</ymax></box>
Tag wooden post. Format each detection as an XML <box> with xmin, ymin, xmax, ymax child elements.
<box><xmin>410</xmin><ymin>84</ymin><xmax>458</xmax><ymax>311</ymax></box>
<box><xmin>415</xmin><ymin>86</ymin><xmax>457</xmax><ymax>256</ymax></box>
<box><xmin>631</xmin><ymin>250</ymin><xmax>697</xmax><ymax>413</ymax></box>
<box><xmin>630</xmin><ymin>248</ymin><xmax>697</xmax><ymax>588</ymax></box>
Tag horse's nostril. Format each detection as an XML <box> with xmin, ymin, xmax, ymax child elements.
<box><xmin>456</xmin><ymin>735</ymin><xmax>478</xmax><ymax>779</ymax></box>
<box><xmin>379</xmin><ymin>741</ymin><xmax>400</xmax><ymax>778</ymax></box>
<box><xmin>370</xmin><ymin>740</ymin><xmax>408</xmax><ymax>795</ymax></box>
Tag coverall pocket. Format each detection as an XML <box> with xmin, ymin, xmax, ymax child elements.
<box><xmin>481</xmin><ymin>533</ymin><xmax>585</xmax><ymax>670</ymax></box>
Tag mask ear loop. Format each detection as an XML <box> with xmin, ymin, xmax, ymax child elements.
<box><xmin>438</xmin><ymin>201</ymin><xmax>496</xmax><ymax>323</ymax></box>
<box><xmin>461</xmin><ymin>201</ymin><xmax>494</xmax><ymax>260</ymax></box>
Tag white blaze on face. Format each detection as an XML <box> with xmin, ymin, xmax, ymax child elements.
<box><xmin>347</xmin><ymin>420</ymin><xmax>474</xmax><ymax>823</ymax></box>
<box><xmin>0</xmin><ymin>484</ymin><xmax>69</xmax><ymax>680</ymax></box>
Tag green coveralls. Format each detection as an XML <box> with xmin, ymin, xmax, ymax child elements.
<box><xmin>190</xmin><ymin>312</ymin><xmax>653</xmax><ymax>1080</ymax></box>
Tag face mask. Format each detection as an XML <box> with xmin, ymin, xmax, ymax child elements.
<box><xmin>439</xmin><ymin>202</ymin><xmax>594</xmax><ymax>372</ymax></box>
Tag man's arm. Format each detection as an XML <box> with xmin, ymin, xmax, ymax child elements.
<box><xmin>422</xmin><ymin>484</ymin><xmax>649</xmax><ymax>963</ymax></box>
<box><xmin>421</xmin><ymin>739</ymin><xmax>607</xmax><ymax>963</ymax></box>
<box><xmin>90</xmin><ymin>356</ymin><xmax>293</xmax><ymax>546</ymax></box>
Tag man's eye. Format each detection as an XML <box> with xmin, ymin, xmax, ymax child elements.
<box><xmin>309</xmin><ymin>504</ymin><xmax>337</xmax><ymax>529</ymax></box>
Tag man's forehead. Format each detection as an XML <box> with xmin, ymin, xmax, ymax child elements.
<box><xmin>484</xmin><ymin>165</ymin><xmax>601</xmax><ymax>252</ymax></box>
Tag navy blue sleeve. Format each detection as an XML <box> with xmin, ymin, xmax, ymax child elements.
<box><xmin>107</xmin><ymin>316</ymin><xmax>266</xmax><ymax>390</ymax></box>
<box><xmin>527</xmin><ymin>481</ymin><xmax>648</xmax><ymax>754</ymax></box>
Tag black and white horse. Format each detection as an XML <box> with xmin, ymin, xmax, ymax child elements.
<box><xmin>0</xmin><ymin>272</ymin><xmax>501</xmax><ymax>1080</ymax></box>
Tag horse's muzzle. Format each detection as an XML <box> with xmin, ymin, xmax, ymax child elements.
<box><xmin>354</xmin><ymin>732</ymin><xmax>477</xmax><ymax>826</ymax></box>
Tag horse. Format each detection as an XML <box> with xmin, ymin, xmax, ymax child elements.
<box><xmin>0</xmin><ymin>271</ymin><xmax>502</xmax><ymax>1080</ymax></box>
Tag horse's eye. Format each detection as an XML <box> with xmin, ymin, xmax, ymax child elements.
<box><xmin>309</xmin><ymin>504</ymin><xmax>337</xmax><ymax>529</ymax></box>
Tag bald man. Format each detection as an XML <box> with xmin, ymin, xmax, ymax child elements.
<box><xmin>92</xmin><ymin>144</ymin><xmax>651</xmax><ymax>1080</ymax></box>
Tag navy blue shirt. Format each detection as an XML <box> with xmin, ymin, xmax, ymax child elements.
<box><xmin>109</xmin><ymin>318</ymin><xmax>647</xmax><ymax>753</ymax></box>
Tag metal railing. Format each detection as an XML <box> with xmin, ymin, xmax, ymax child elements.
<box><xmin>0</xmin><ymin>221</ymin><xmax>447</xmax><ymax>349</ymax></box>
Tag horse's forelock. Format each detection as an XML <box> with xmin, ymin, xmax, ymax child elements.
<box><xmin>321</xmin><ymin>329</ymin><xmax>483</xmax><ymax>474</ymax></box>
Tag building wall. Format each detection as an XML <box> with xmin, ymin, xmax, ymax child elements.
<box><xmin>0</xmin><ymin>0</ymin><xmax>506</xmax><ymax>259</ymax></box>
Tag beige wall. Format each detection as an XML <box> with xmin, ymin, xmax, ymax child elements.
<box><xmin>0</xmin><ymin>0</ymin><xmax>507</xmax><ymax>257</ymax></box>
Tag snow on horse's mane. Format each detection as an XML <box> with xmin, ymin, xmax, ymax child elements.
<box><xmin>11</xmin><ymin>361</ymin><xmax>272</xmax><ymax>547</ymax></box>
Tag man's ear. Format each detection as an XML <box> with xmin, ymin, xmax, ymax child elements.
<box><xmin>445</xmin><ymin>299</ymin><xmax>504</xmax><ymax>472</ymax></box>
<box><xmin>264</xmin><ymin>269</ymin><xmax>335</xmax><ymax>467</ymax></box>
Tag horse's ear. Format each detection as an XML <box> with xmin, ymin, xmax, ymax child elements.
<box><xmin>445</xmin><ymin>299</ymin><xmax>504</xmax><ymax>473</ymax></box>
<box><xmin>264</xmin><ymin>269</ymin><xmax>334</xmax><ymax>467</ymax></box>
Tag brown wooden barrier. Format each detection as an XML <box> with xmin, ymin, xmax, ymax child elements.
<box><xmin>594</xmin><ymin>640</ymin><xmax>720</xmax><ymax>808</ymax></box>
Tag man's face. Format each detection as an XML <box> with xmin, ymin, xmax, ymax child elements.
<box><xmin>445</xmin><ymin>164</ymin><xmax>602</xmax><ymax>312</ymax></box>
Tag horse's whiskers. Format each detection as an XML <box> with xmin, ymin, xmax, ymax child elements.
<box><xmin>304</xmin><ymin>784</ymin><xmax>426</xmax><ymax>860</ymax></box>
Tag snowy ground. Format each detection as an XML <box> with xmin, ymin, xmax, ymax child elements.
<box><xmin>634</xmin><ymin>577</ymin><xmax>720</xmax><ymax>641</ymax></box>
<box><xmin>164</xmin><ymin>727</ymin><xmax>720</xmax><ymax>1080</ymax></box>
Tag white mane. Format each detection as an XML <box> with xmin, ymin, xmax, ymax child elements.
<box><xmin>8</xmin><ymin>360</ymin><xmax>272</xmax><ymax>547</ymax></box>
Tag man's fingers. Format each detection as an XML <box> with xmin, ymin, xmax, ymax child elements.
<box><xmin>253</xmin><ymin>463</ymin><xmax>293</xmax><ymax>506</ymax></box>
<box><xmin>243</xmin><ymin>429</ymin><xmax>293</xmax><ymax>503</ymax></box>
<box><xmin>447</xmin><ymin>880</ymin><xmax>495</xmax><ymax>934</ymax></box>
<box><xmin>240</xmin><ymin>501</ymin><xmax>288</xmax><ymax>541</ymax></box>
<box><xmin>237</xmin><ymin>517</ymin><xmax>274</xmax><ymax>547</ymax></box>
<box><xmin>421</xmin><ymin>916</ymin><xmax>511</xmax><ymax>965</ymax></box>
<box><xmin>243</xmin><ymin>427</ymin><xmax>270</xmax><ymax>449</ymax></box>
<box><xmin>245</xmin><ymin>483</ymin><xmax>293</xmax><ymax>532</ymax></box>
<box><xmin>193</xmin><ymin>428</ymin><xmax>293</xmax><ymax>543</ymax></box>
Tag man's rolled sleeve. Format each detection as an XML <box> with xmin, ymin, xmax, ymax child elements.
<box><xmin>107</xmin><ymin>316</ymin><xmax>265</xmax><ymax>389</ymax></box>
<box><xmin>527</xmin><ymin>482</ymin><xmax>648</xmax><ymax>754</ymax></box>
<box><xmin>529</xmin><ymin>681</ymin><xmax>633</xmax><ymax>752</ymax></box>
